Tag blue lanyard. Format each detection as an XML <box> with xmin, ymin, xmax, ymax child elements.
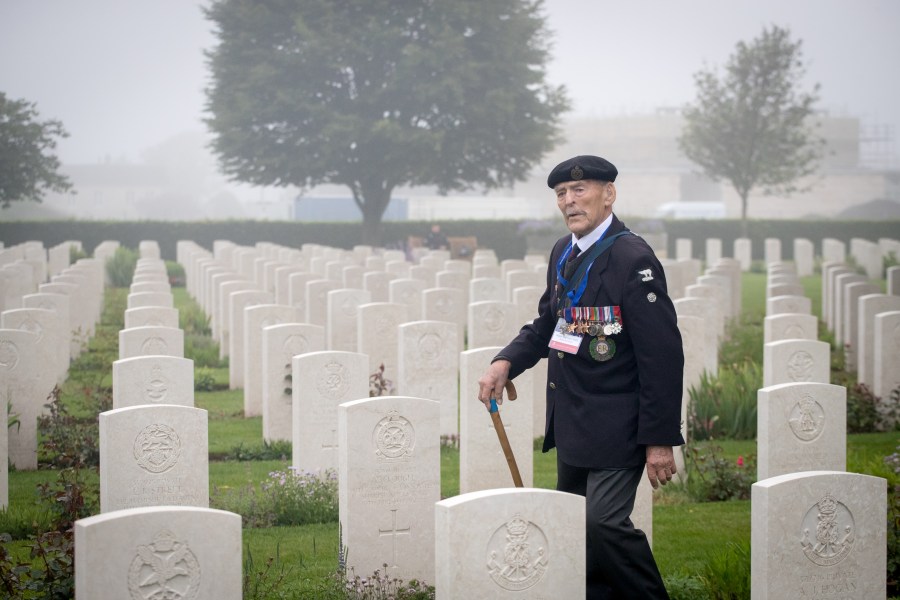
<box><xmin>555</xmin><ymin>230</ymin><xmax>631</xmax><ymax>311</ymax></box>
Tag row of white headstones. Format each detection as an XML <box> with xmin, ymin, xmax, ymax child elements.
<box><xmin>3</xmin><ymin>234</ymin><xmax>899</xmax><ymax>598</ymax></box>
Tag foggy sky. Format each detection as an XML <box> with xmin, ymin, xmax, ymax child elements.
<box><xmin>1</xmin><ymin>0</ymin><xmax>898</xmax><ymax>166</ymax></box>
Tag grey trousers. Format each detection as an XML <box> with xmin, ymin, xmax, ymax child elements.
<box><xmin>556</xmin><ymin>457</ymin><xmax>669</xmax><ymax>600</ymax></box>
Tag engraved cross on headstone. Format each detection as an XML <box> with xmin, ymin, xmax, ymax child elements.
<box><xmin>378</xmin><ymin>508</ymin><xmax>411</xmax><ymax>570</ymax></box>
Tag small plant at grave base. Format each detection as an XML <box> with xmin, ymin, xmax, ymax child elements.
<box><xmin>699</xmin><ymin>541</ymin><xmax>751</xmax><ymax>600</ymax></box>
<box><xmin>243</xmin><ymin>545</ymin><xmax>293</xmax><ymax>600</ymax></box>
<box><xmin>369</xmin><ymin>363</ymin><xmax>394</xmax><ymax>397</ymax></box>
<box><xmin>336</xmin><ymin>564</ymin><xmax>436</xmax><ymax>600</ymax></box>
<box><xmin>179</xmin><ymin>300</ymin><xmax>211</xmax><ymax>336</ymax></box>
<box><xmin>0</xmin><ymin>467</ymin><xmax>98</xmax><ymax>599</ymax></box>
<box><xmin>105</xmin><ymin>246</ymin><xmax>138</xmax><ymax>287</ymax></box>
<box><xmin>226</xmin><ymin>439</ymin><xmax>292</xmax><ymax>462</ymax></box>
<box><xmin>687</xmin><ymin>361</ymin><xmax>761</xmax><ymax>441</ymax></box>
<box><xmin>38</xmin><ymin>386</ymin><xmax>101</xmax><ymax>469</ymax></box>
<box><xmin>7</xmin><ymin>400</ymin><xmax>19</xmax><ymax>434</ymax></box>
<box><xmin>194</xmin><ymin>368</ymin><xmax>218</xmax><ymax>392</ymax></box>
<box><xmin>166</xmin><ymin>260</ymin><xmax>186</xmax><ymax>287</ymax></box>
<box><xmin>682</xmin><ymin>444</ymin><xmax>756</xmax><ymax>503</ymax></box>
<box><xmin>68</xmin><ymin>245</ymin><xmax>88</xmax><ymax>264</ymax></box>
<box><xmin>664</xmin><ymin>572</ymin><xmax>709</xmax><ymax>600</ymax></box>
<box><xmin>263</xmin><ymin>468</ymin><xmax>339</xmax><ymax>527</ymax></box>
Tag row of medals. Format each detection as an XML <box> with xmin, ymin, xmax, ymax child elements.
<box><xmin>568</xmin><ymin>319</ymin><xmax>621</xmax><ymax>361</ymax></box>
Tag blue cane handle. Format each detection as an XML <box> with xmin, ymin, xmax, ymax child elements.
<box><xmin>489</xmin><ymin>398</ymin><xmax>498</xmax><ymax>413</ymax></box>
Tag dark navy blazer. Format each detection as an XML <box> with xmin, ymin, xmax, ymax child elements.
<box><xmin>497</xmin><ymin>215</ymin><xmax>685</xmax><ymax>469</ymax></box>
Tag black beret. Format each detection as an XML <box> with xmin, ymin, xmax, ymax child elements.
<box><xmin>547</xmin><ymin>155</ymin><xmax>618</xmax><ymax>188</ymax></box>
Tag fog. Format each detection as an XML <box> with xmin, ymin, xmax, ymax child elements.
<box><xmin>1</xmin><ymin>0</ymin><xmax>898</xmax><ymax>217</ymax></box>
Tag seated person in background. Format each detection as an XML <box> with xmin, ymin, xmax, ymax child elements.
<box><xmin>425</xmin><ymin>224</ymin><xmax>449</xmax><ymax>250</ymax></box>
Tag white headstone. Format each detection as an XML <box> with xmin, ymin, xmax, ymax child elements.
<box><xmin>228</xmin><ymin>289</ymin><xmax>272</xmax><ymax>388</ymax></box>
<box><xmin>757</xmin><ymin>383</ymin><xmax>847</xmax><ymax>480</ymax></box>
<box><xmin>767</xmin><ymin>295</ymin><xmax>812</xmax><ymax>316</ymax></box>
<box><xmin>339</xmin><ymin>395</ymin><xmax>440</xmax><ymax>584</ymax></box>
<box><xmin>734</xmin><ymin>238</ymin><xmax>752</xmax><ymax>271</ymax></box>
<box><xmin>397</xmin><ymin>321</ymin><xmax>460</xmax><ymax>436</ymax></box>
<box><xmin>244</xmin><ymin>303</ymin><xmax>301</xmax><ymax>416</ymax></box>
<box><xmin>362</xmin><ymin>270</ymin><xmax>394</xmax><ymax>303</ymax></box>
<box><xmin>127</xmin><ymin>291</ymin><xmax>175</xmax><ymax>309</ymax></box>
<box><xmin>857</xmin><ymin>294</ymin><xmax>900</xmax><ymax>387</ymax></box>
<box><xmin>113</xmin><ymin>356</ymin><xmax>195</xmax><ymax>409</ymax></box>
<box><xmin>99</xmin><ymin>404</ymin><xmax>209</xmax><ymax>512</ymax></box>
<box><xmin>292</xmin><ymin>351</ymin><xmax>369</xmax><ymax>473</ymax></box>
<box><xmin>124</xmin><ymin>306</ymin><xmax>180</xmax><ymax>330</ymax></box>
<box><xmin>705</xmin><ymin>238</ymin><xmax>722</xmax><ymax>267</ymax></box>
<box><xmin>327</xmin><ymin>289</ymin><xmax>372</xmax><ymax>352</ymax></box>
<box><xmin>435</xmin><ymin>488</ymin><xmax>585</xmax><ymax>600</ymax></box>
<box><xmin>873</xmin><ymin>311</ymin><xmax>900</xmax><ymax>401</ymax></box>
<box><xmin>833</xmin><ymin>273</ymin><xmax>868</xmax><ymax>346</ymax></box>
<box><xmin>822</xmin><ymin>238</ymin><xmax>846</xmax><ymax>264</ymax></box>
<box><xmin>389</xmin><ymin>278</ymin><xmax>425</xmax><ymax>321</ymax></box>
<box><xmin>0</xmin><ymin>329</ymin><xmax>43</xmax><ymax>470</ymax></box>
<box><xmin>470</xmin><ymin>277</ymin><xmax>505</xmax><ymax>303</ymax></box>
<box><xmin>751</xmin><ymin>471</ymin><xmax>886</xmax><ymax>599</ymax></box>
<box><xmin>763</xmin><ymin>313</ymin><xmax>818</xmax><ymax>344</ymax></box>
<box><xmin>764</xmin><ymin>238</ymin><xmax>782</xmax><ymax>264</ymax></box>
<box><xmin>460</xmin><ymin>347</ymin><xmax>534</xmax><ymax>492</ymax></box>
<box><xmin>468</xmin><ymin>301</ymin><xmax>520</xmax><ymax>349</ymax></box>
<box><xmin>75</xmin><ymin>506</ymin><xmax>241</xmax><ymax>600</ymax></box>
<box><xmin>422</xmin><ymin>288</ymin><xmax>466</xmax><ymax>351</ymax></box>
<box><xmin>763</xmin><ymin>339</ymin><xmax>830</xmax><ymax>387</ymax></box>
<box><xmin>119</xmin><ymin>326</ymin><xmax>185</xmax><ymax>360</ymax></box>
<box><xmin>261</xmin><ymin>323</ymin><xmax>325</xmax><ymax>442</ymax></box>
<box><xmin>794</xmin><ymin>238</ymin><xmax>815</xmax><ymax>277</ymax></box>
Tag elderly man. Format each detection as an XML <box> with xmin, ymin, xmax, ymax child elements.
<box><xmin>478</xmin><ymin>155</ymin><xmax>683</xmax><ymax>599</ymax></box>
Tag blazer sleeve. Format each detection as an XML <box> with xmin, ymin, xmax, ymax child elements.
<box><xmin>620</xmin><ymin>248</ymin><xmax>685</xmax><ymax>447</ymax></box>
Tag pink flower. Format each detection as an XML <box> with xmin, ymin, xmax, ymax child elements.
<box><xmin>736</xmin><ymin>456</ymin><xmax>744</xmax><ymax>467</ymax></box>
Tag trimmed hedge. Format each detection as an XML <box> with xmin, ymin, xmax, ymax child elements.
<box><xmin>1</xmin><ymin>218</ymin><xmax>897</xmax><ymax>262</ymax></box>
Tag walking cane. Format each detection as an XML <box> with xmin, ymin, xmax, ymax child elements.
<box><xmin>489</xmin><ymin>380</ymin><xmax>524</xmax><ymax>488</ymax></box>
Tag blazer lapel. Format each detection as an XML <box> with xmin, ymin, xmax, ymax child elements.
<box><xmin>581</xmin><ymin>215</ymin><xmax>626</xmax><ymax>306</ymax></box>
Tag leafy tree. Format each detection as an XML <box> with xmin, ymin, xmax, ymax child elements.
<box><xmin>0</xmin><ymin>92</ymin><xmax>72</xmax><ymax>208</ymax></box>
<box><xmin>678</xmin><ymin>26</ymin><xmax>825</xmax><ymax>236</ymax></box>
<box><xmin>204</xmin><ymin>0</ymin><xmax>568</xmax><ymax>242</ymax></box>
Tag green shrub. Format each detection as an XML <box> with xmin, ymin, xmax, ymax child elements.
<box><xmin>699</xmin><ymin>541</ymin><xmax>751</xmax><ymax>600</ymax></box>
<box><xmin>719</xmin><ymin>313</ymin><xmax>764</xmax><ymax>368</ymax></box>
<box><xmin>682</xmin><ymin>444</ymin><xmax>756</xmax><ymax>503</ymax></box>
<box><xmin>227</xmin><ymin>440</ymin><xmax>292</xmax><ymax>462</ymax></box>
<box><xmin>665</xmin><ymin>572</ymin><xmax>709</xmax><ymax>600</ymax></box>
<box><xmin>38</xmin><ymin>387</ymin><xmax>102</xmax><ymax>469</ymax></box>
<box><xmin>180</xmin><ymin>301</ymin><xmax>212</xmax><ymax>336</ymax></box>
<box><xmin>68</xmin><ymin>244</ymin><xmax>88</xmax><ymax>263</ymax></box>
<box><xmin>184</xmin><ymin>333</ymin><xmax>223</xmax><ymax>368</ymax></box>
<box><xmin>105</xmin><ymin>246</ymin><xmax>137</xmax><ymax>287</ymax></box>
<box><xmin>883</xmin><ymin>448</ymin><xmax>900</xmax><ymax>596</ymax></box>
<box><xmin>688</xmin><ymin>361</ymin><xmax>761</xmax><ymax>441</ymax></box>
<box><xmin>166</xmin><ymin>260</ymin><xmax>186</xmax><ymax>287</ymax></box>
<box><xmin>211</xmin><ymin>468</ymin><xmax>338</xmax><ymax>529</ymax></box>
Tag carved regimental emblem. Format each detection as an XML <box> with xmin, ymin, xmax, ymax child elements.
<box><xmin>133</xmin><ymin>423</ymin><xmax>182</xmax><ymax>473</ymax></box>
<box><xmin>374</xmin><ymin>410</ymin><xmax>415</xmax><ymax>460</ymax></box>
<box><xmin>417</xmin><ymin>332</ymin><xmax>443</xmax><ymax>366</ymax></box>
<box><xmin>435</xmin><ymin>296</ymin><xmax>455</xmax><ymax>317</ymax></box>
<box><xmin>484</xmin><ymin>307</ymin><xmax>506</xmax><ymax>333</ymax></box>
<box><xmin>317</xmin><ymin>360</ymin><xmax>351</xmax><ymax>400</ymax></box>
<box><xmin>486</xmin><ymin>514</ymin><xmax>549</xmax><ymax>591</ymax></box>
<box><xmin>787</xmin><ymin>351</ymin><xmax>815</xmax><ymax>382</ymax></box>
<box><xmin>19</xmin><ymin>317</ymin><xmax>43</xmax><ymax>342</ymax></box>
<box><xmin>340</xmin><ymin>296</ymin><xmax>357</xmax><ymax>317</ymax></box>
<box><xmin>128</xmin><ymin>529</ymin><xmax>201</xmax><ymax>600</ymax></box>
<box><xmin>784</xmin><ymin>324</ymin><xmax>806</xmax><ymax>339</ymax></box>
<box><xmin>141</xmin><ymin>336</ymin><xmax>169</xmax><ymax>356</ymax></box>
<box><xmin>800</xmin><ymin>493</ymin><xmax>855</xmax><ymax>567</ymax></box>
<box><xmin>788</xmin><ymin>393</ymin><xmax>825</xmax><ymax>442</ymax></box>
<box><xmin>143</xmin><ymin>364</ymin><xmax>170</xmax><ymax>403</ymax></box>
<box><xmin>0</xmin><ymin>340</ymin><xmax>19</xmax><ymax>370</ymax></box>
<box><xmin>282</xmin><ymin>335</ymin><xmax>309</xmax><ymax>362</ymax></box>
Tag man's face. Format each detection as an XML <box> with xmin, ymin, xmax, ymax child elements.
<box><xmin>555</xmin><ymin>179</ymin><xmax>616</xmax><ymax>237</ymax></box>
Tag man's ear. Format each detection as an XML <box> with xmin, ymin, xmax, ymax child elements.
<box><xmin>606</xmin><ymin>183</ymin><xmax>617</xmax><ymax>207</ymax></box>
